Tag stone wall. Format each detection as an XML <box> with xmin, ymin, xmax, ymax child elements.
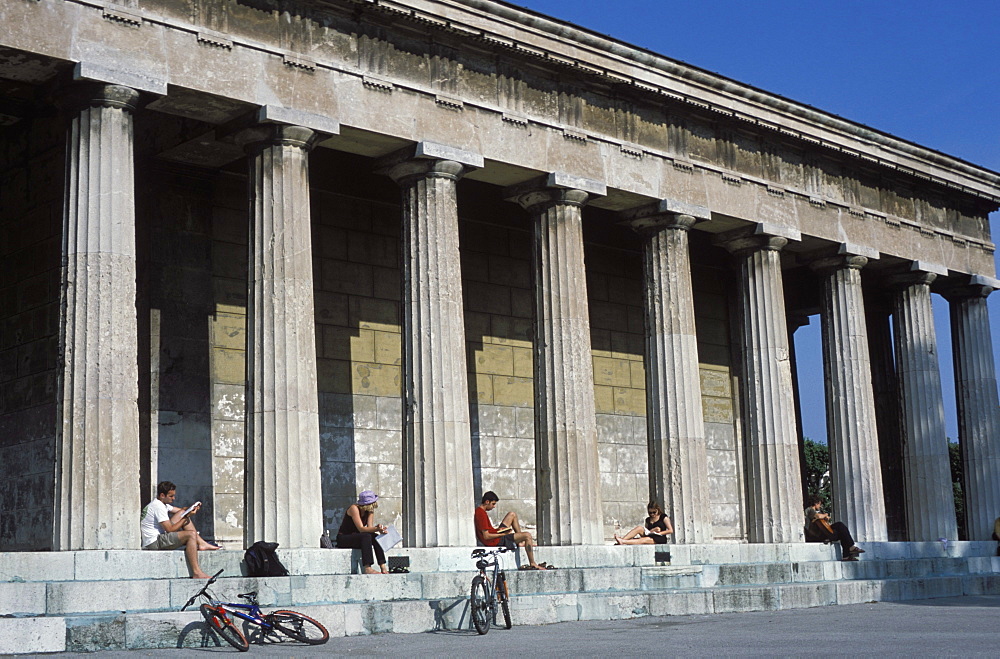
<box><xmin>0</xmin><ymin>115</ymin><xmax>62</xmax><ymax>551</ymax></box>
<box><xmin>143</xmin><ymin>166</ymin><xmax>250</xmax><ymax>545</ymax></box>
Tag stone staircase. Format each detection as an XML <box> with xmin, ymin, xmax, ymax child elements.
<box><xmin>1</xmin><ymin>541</ymin><xmax>998</xmax><ymax>654</ymax></box>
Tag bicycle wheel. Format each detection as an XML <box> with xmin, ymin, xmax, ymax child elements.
<box><xmin>470</xmin><ymin>575</ymin><xmax>491</xmax><ymax>635</ymax></box>
<box><xmin>200</xmin><ymin>604</ymin><xmax>249</xmax><ymax>652</ymax></box>
<box><xmin>495</xmin><ymin>573</ymin><xmax>512</xmax><ymax>630</ymax></box>
<box><xmin>269</xmin><ymin>610</ymin><xmax>330</xmax><ymax>645</ymax></box>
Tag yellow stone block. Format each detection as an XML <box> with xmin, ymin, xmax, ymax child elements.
<box><xmin>490</xmin><ymin>316</ymin><xmax>533</xmax><ymax>347</ymax></box>
<box><xmin>211</xmin><ymin>313</ymin><xmax>246</xmax><ymax>350</ymax></box>
<box><xmin>472</xmin><ymin>342</ymin><xmax>514</xmax><ymax>376</ymax></box>
<box><xmin>353</xmin><ymin>362</ymin><xmax>401</xmax><ymax>397</ymax></box>
<box><xmin>614</xmin><ymin>386</ymin><xmax>646</xmax><ymax>416</ymax></box>
<box><xmin>702</xmin><ymin>396</ymin><xmax>733</xmax><ymax>423</ymax></box>
<box><xmin>374</xmin><ymin>330</ymin><xmax>401</xmax><ymax>365</ymax></box>
<box><xmin>492</xmin><ymin>376</ymin><xmax>533</xmax><ymax>407</ymax></box>
<box><xmin>630</xmin><ymin>360</ymin><xmax>646</xmax><ymax>389</ymax></box>
<box><xmin>472</xmin><ymin>372</ymin><xmax>494</xmax><ymax>404</ymax></box>
<box><xmin>512</xmin><ymin>347</ymin><xmax>533</xmax><ymax>378</ymax></box>
<box><xmin>212</xmin><ymin>347</ymin><xmax>245</xmax><ymax>384</ymax></box>
<box><xmin>593</xmin><ymin>356</ymin><xmax>631</xmax><ymax>387</ymax></box>
<box><xmin>699</xmin><ymin>367</ymin><xmax>732</xmax><ymax>397</ymax></box>
<box><xmin>594</xmin><ymin>385</ymin><xmax>615</xmax><ymax>414</ymax></box>
<box><xmin>323</xmin><ymin>326</ymin><xmax>375</xmax><ymax>362</ymax></box>
<box><xmin>352</xmin><ymin>297</ymin><xmax>400</xmax><ymax>332</ymax></box>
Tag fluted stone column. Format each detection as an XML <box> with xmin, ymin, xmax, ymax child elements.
<box><xmin>889</xmin><ymin>264</ymin><xmax>957</xmax><ymax>541</ymax></box>
<box><xmin>238</xmin><ymin>124</ymin><xmax>323</xmax><ymax>548</ymax></box>
<box><xmin>866</xmin><ymin>295</ymin><xmax>907</xmax><ymax>540</ymax></box>
<box><xmin>943</xmin><ymin>276</ymin><xmax>1000</xmax><ymax>540</ymax></box>
<box><xmin>381</xmin><ymin>143</ymin><xmax>481</xmax><ymax>547</ymax></box>
<box><xmin>717</xmin><ymin>225</ymin><xmax>804</xmax><ymax>543</ymax></box>
<box><xmin>53</xmin><ymin>83</ymin><xmax>142</xmax><ymax>550</ymax></box>
<box><xmin>624</xmin><ymin>201</ymin><xmax>713</xmax><ymax>544</ymax></box>
<box><xmin>812</xmin><ymin>248</ymin><xmax>886</xmax><ymax>541</ymax></box>
<box><xmin>506</xmin><ymin>173</ymin><xmax>605</xmax><ymax>545</ymax></box>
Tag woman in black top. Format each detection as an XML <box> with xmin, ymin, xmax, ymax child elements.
<box><xmin>614</xmin><ymin>501</ymin><xmax>673</xmax><ymax>545</ymax></box>
<box><xmin>336</xmin><ymin>490</ymin><xmax>388</xmax><ymax>574</ymax></box>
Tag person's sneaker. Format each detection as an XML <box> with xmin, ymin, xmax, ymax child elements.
<box><xmin>849</xmin><ymin>546</ymin><xmax>865</xmax><ymax>555</ymax></box>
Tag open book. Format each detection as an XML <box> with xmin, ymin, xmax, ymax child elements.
<box><xmin>180</xmin><ymin>501</ymin><xmax>202</xmax><ymax>518</ymax></box>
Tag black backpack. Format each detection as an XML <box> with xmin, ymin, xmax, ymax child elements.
<box><xmin>244</xmin><ymin>541</ymin><xmax>289</xmax><ymax>577</ymax></box>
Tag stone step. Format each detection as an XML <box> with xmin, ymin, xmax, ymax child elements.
<box><xmin>2</xmin><ymin>541</ymin><xmax>992</xmax><ymax>583</ymax></box>
<box><xmin>4</xmin><ymin>553</ymin><xmax>998</xmax><ymax>619</ymax></box>
<box><xmin>5</xmin><ymin>571</ymin><xmax>999</xmax><ymax>654</ymax></box>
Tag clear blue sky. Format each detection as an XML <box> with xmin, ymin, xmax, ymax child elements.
<box><xmin>512</xmin><ymin>0</ymin><xmax>1000</xmax><ymax>443</ymax></box>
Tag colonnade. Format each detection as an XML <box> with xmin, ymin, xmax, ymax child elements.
<box><xmin>51</xmin><ymin>82</ymin><xmax>1000</xmax><ymax>550</ymax></box>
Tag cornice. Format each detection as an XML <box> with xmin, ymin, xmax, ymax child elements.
<box><xmin>344</xmin><ymin>0</ymin><xmax>1000</xmax><ymax>204</ymax></box>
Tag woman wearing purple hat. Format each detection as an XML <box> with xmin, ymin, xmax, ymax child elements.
<box><xmin>335</xmin><ymin>490</ymin><xmax>388</xmax><ymax>574</ymax></box>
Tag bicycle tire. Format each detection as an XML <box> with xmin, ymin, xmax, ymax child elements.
<box><xmin>496</xmin><ymin>573</ymin><xmax>512</xmax><ymax>630</ymax></box>
<box><xmin>269</xmin><ymin>610</ymin><xmax>330</xmax><ymax>645</ymax></box>
<box><xmin>470</xmin><ymin>575</ymin><xmax>491</xmax><ymax>635</ymax></box>
<box><xmin>200</xmin><ymin>604</ymin><xmax>249</xmax><ymax>652</ymax></box>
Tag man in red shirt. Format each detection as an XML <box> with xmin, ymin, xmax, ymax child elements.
<box><xmin>474</xmin><ymin>491</ymin><xmax>546</xmax><ymax>570</ymax></box>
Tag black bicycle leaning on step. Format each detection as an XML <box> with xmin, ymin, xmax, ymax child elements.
<box><xmin>181</xmin><ymin>569</ymin><xmax>329</xmax><ymax>651</ymax></box>
<box><xmin>469</xmin><ymin>546</ymin><xmax>512</xmax><ymax>635</ymax></box>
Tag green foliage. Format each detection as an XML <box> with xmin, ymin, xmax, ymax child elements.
<box><xmin>802</xmin><ymin>438</ymin><xmax>832</xmax><ymax>515</ymax></box>
<box><xmin>949</xmin><ymin>441</ymin><xmax>966</xmax><ymax>540</ymax></box>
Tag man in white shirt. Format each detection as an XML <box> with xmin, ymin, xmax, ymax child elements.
<box><xmin>140</xmin><ymin>481</ymin><xmax>218</xmax><ymax>579</ymax></box>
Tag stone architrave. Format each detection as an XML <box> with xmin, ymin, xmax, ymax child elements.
<box><xmin>53</xmin><ymin>83</ymin><xmax>142</xmax><ymax>550</ymax></box>
<box><xmin>505</xmin><ymin>173</ymin><xmax>606</xmax><ymax>546</ymax></box>
<box><xmin>380</xmin><ymin>142</ymin><xmax>482</xmax><ymax>547</ymax></box>
<box><xmin>811</xmin><ymin>247</ymin><xmax>887</xmax><ymax>542</ymax></box>
<box><xmin>717</xmin><ymin>225</ymin><xmax>804</xmax><ymax>543</ymax></box>
<box><xmin>623</xmin><ymin>201</ymin><xmax>713</xmax><ymax>544</ymax></box>
<box><xmin>889</xmin><ymin>264</ymin><xmax>957</xmax><ymax>541</ymax></box>
<box><xmin>237</xmin><ymin>124</ymin><xmax>324</xmax><ymax>549</ymax></box>
<box><xmin>942</xmin><ymin>276</ymin><xmax>1000</xmax><ymax>540</ymax></box>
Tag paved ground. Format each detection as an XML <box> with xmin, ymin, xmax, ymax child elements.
<box><xmin>32</xmin><ymin>595</ymin><xmax>1000</xmax><ymax>657</ymax></box>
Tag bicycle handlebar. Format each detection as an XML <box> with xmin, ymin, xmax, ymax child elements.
<box><xmin>181</xmin><ymin>569</ymin><xmax>224</xmax><ymax>610</ymax></box>
<box><xmin>470</xmin><ymin>546</ymin><xmax>509</xmax><ymax>559</ymax></box>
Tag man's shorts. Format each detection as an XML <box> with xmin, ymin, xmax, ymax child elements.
<box><xmin>143</xmin><ymin>532</ymin><xmax>185</xmax><ymax>550</ymax></box>
<box><xmin>499</xmin><ymin>533</ymin><xmax>517</xmax><ymax>551</ymax></box>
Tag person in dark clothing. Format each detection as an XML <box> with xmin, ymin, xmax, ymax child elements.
<box><xmin>805</xmin><ymin>496</ymin><xmax>865</xmax><ymax>560</ymax></box>
<box><xmin>614</xmin><ymin>501</ymin><xmax>673</xmax><ymax>545</ymax></box>
<box><xmin>336</xmin><ymin>490</ymin><xmax>388</xmax><ymax>574</ymax></box>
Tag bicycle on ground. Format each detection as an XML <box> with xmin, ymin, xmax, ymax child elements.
<box><xmin>469</xmin><ymin>546</ymin><xmax>512</xmax><ymax>635</ymax></box>
<box><xmin>181</xmin><ymin>569</ymin><xmax>329</xmax><ymax>651</ymax></box>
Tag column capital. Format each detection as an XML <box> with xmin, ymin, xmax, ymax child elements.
<box><xmin>619</xmin><ymin>199</ymin><xmax>710</xmax><ymax>235</ymax></box>
<box><xmin>503</xmin><ymin>172</ymin><xmax>605</xmax><ymax>212</ymax></box>
<box><xmin>377</xmin><ymin>141</ymin><xmax>483</xmax><ymax>185</ymax></box>
<box><xmin>808</xmin><ymin>242</ymin><xmax>879</xmax><ymax>274</ymax></box>
<box><xmin>60</xmin><ymin>83</ymin><xmax>141</xmax><ymax>113</ymax></box>
<box><xmin>885</xmin><ymin>261</ymin><xmax>947</xmax><ymax>290</ymax></box>
<box><xmin>714</xmin><ymin>223</ymin><xmax>799</xmax><ymax>256</ymax></box>
<box><xmin>938</xmin><ymin>274</ymin><xmax>1000</xmax><ymax>301</ymax></box>
<box><xmin>234</xmin><ymin>124</ymin><xmax>318</xmax><ymax>153</ymax></box>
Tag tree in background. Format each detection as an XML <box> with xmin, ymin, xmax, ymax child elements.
<box><xmin>802</xmin><ymin>438</ymin><xmax>832</xmax><ymax>515</ymax></box>
<box><xmin>949</xmin><ymin>440</ymin><xmax>966</xmax><ymax>540</ymax></box>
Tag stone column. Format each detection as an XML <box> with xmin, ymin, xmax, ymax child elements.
<box><xmin>889</xmin><ymin>264</ymin><xmax>957</xmax><ymax>541</ymax></box>
<box><xmin>717</xmin><ymin>225</ymin><xmax>804</xmax><ymax>543</ymax></box>
<box><xmin>381</xmin><ymin>143</ymin><xmax>482</xmax><ymax>547</ymax></box>
<box><xmin>53</xmin><ymin>83</ymin><xmax>142</xmax><ymax>550</ymax></box>
<box><xmin>238</xmin><ymin>124</ymin><xmax>323</xmax><ymax>548</ymax></box>
<box><xmin>811</xmin><ymin>247</ymin><xmax>887</xmax><ymax>541</ymax></box>
<box><xmin>942</xmin><ymin>276</ymin><xmax>1000</xmax><ymax>540</ymax></box>
<box><xmin>623</xmin><ymin>201</ymin><xmax>712</xmax><ymax>544</ymax></box>
<box><xmin>866</xmin><ymin>294</ymin><xmax>907</xmax><ymax>540</ymax></box>
<box><xmin>506</xmin><ymin>173</ymin><xmax>606</xmax><ymax>545</ymax></box>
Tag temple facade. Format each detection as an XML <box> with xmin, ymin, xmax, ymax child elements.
<box><xmin>1</xmin><ymin>0</ymin><xmax>998</xmax><ymax>551</ymax></box>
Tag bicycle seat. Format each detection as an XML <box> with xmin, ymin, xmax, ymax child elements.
<box><xmin>237</xmin><ymin>591</ymin><xmax>258</xmax><ymax>600</ymax></box>
<box><xmin>471</xmin><ymin>548</ymin><xmax>486</xmax><ymax>558</ymax></box>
